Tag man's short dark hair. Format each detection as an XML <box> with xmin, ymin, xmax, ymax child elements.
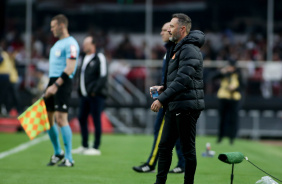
<box><xmin>172</xmin><ymin>13</ymin><xmax>192</xmax><ymax>33</ymax></box>
<box><xmin>52</xmin><ymin>14</ymin><xmax>68</xmax><ymax>28</ymax></box>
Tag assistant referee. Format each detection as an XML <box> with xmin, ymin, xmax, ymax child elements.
<box><xmin>44</xmin><ymin>14</ymin><xmax>80</xmax><ymax>167</ymax></box>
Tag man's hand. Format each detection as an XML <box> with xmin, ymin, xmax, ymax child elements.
<box><xmin>44</xmin><ymin>84</ymin><xmax>58</xmax><ymax>98</ymax></box>
<box><xmin>150</xmin><ymin>85</ymin><xmax>164</xmax><ymax>98</ymax></box>
<box><xmin>151</xmin><ymin>100</ymin><xmax>162</xmax><ymax>112</ymax></box>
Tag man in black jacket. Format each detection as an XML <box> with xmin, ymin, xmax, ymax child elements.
<box><xmin>72</xmin><ymin>36</ymin><xmax>108</xmax><ymax>155</ymax></box>
<box><xmin>151</xmin><ymin>13</ymin><xmax>205</xmax><ymax>184</ymax></box>
<box><xmin>132</xmin><ymin>22</ymin><xmax>185</xmax><ymax>174</ymax></box>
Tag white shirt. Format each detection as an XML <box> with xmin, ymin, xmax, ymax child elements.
<box><xmin>80</xmin><ymin>53</ymin><xmax>95</xmax><ymax>97</ymax></box>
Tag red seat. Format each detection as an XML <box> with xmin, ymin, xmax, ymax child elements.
<box><xmin>0</xmin><ymin>118</ymin><xmax>21</xmax><ymax>133</ymax></box>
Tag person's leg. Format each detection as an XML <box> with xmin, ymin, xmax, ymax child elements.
<box><xmin>176</xmin><ymin>110</ymin><xmax>201</xmax><ymax>184</ymax></box>
<box><xmin>56</xmin><ymin>111</ymin><xmax>73</xmax><ymax>162</ymax></box>
<box><xmin>44</xmin><ymin>85</ymin><xmax>64</xmax><ymax>166</ymax></box>
<box><xmin>47</xmin><ymin>111</ymin><xmax>62</xmax><ymax>155</ymax></box>
<box><xmin>0</xmin><ymin>81</ymin><xmax>4</xmax><ymax>113</ymax></box>
<box><xmin>229</xmin><ymin>100</ymin><xmax>240</xmax><ymax>144</ymax></box>
<box><xmin>44</xmin><ymin>90</ymin><xmax>62</xmax><ymax>156</ymax></box>
<box><xmin>133</xmin><ymin>108</ymin><xmax>165</xmax><ymax>173</ymax></box>
<box><xmin>218</xmin><ymin>99</ymin><xmax>228</xmax><ymax>142</ymax></box>
<box><xmin>0</xmin><ymin>79</ymin><xmax>9</xmax><ymax>115</ymax></box>
<box><xmin>12</xmin><ymin>83</ymin><xmax>21</xmax><ymax>113</ymax></box>
<box><xmin>54</xmin><ymin>77</ymin><xmax>73</xmax><ymax>165</ymax></box>
<box><xmin>147</xmin><ymin>108</ymin><xmax>165</xmax><ymax>168</ymax></box>
<box><xmin>89</xmin><ymin>96</ymin><xmax>105</xmax><ymax>150</ymax></box>
<box><xmin>156</xmin><ymin>110</ymin><xmax>178</xmax><ymax>184</ymax></box>
<box><xmin>4</xmin><ymin>82</ymin><xmax>13</xmax><ymax>112</ymax></box>
<box><xmin>175</xmin><ymin>138</ymin><xmax>185</xmax><ymax>169</ymax></box>
<box><xmin>168</xmin><ymin>138</ymin><xmax>185</xmax><ymax>173</ymax></box>
<box><xmin>9</xmin><ymin>83</ymin><xmax>21</xmax><ymax>113</ymax></box>
<box><xmin>78</xmin><ymin>96</ymin><xmax>91</xmax><ymax>148</ymax></box>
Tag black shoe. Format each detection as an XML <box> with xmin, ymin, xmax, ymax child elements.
<box><xmin>47</xmin><ymin>151</ymin><xmax>64</xmax><ymax>166</ymax></box>
<box><xmin>58</xmin><ymin>159</ymin><xmax>74</xmax><ymax>167</ymax></box>
<box><xmin>132</xmin><ymin>163</ymin><xmax>155</xmax><ymax>173</ymax></box>
<box><xmin>169</xmin><ymin>166</ymin><xmax>185</xmax><ymax>174</ymax></box>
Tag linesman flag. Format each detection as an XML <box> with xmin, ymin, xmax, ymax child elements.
<box><xmin>18</xmin><ymin>98</ymin><xmax>50</xmax><ymax>140</ymax></box>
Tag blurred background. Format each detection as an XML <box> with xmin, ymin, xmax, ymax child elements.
<box><xmin>1</xmin><ymin>0</ymin><xmax>282</xmax><ymax>139</ymax></box>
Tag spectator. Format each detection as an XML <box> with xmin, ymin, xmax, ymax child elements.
<box><xmin>30</xmin><ymin>65</ymin><xmax>49</xmax><ymax>101</ymax></box>
<box><xmin>211</xmin><ymin>58</ymin><xmax>245</xmax><ymax>144</ymax></box>
<box><xmin>0</xmin><ymin>47</ymin><xmax>11</xmax><ymax>115</ymax></box>
<box><xmin>6</xmin><ymin>49</ymin><xmax>21</xmax><ymax>115</ymax></box>
<box><xmin>114</xmin><ymin>34</ymin><xmax>136</xmax><ymax>59</ymax></box>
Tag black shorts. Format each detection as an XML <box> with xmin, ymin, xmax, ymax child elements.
<box><xmin>44</xmin><ymin>77</ymin><xmax>72</xmax><ymax>112</ymax></box>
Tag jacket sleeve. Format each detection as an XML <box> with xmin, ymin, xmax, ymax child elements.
<box><xmin>90</xmin><ymin>53</ymin><xmax>108</xmax><ymax>94</ymax></box>
<box><xmin>158</xmin><ymin>45</ymin><xmax>201</xmax><ymax>105</ymax></box>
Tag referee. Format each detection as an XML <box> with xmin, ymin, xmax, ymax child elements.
<box><xmin>44</xmin><ymin>14</ymin><xmax>80</xmax><ymax>167</ymax></box>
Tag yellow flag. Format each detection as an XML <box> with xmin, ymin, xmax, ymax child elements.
<box><xmin>18</xmin><ymin>98</ymin><xmax>50</xmax><ymax>140</ymax></box>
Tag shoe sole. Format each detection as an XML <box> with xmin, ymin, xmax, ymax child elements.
<box><xmin>58</xmin><ymin>165</ymin><xmax>74</xmax><ymax>167</ymax></box>
<box><xmin>132</xmin><ymin>168</ymin><xmax>155</xmax><ymax>173</ymax></box>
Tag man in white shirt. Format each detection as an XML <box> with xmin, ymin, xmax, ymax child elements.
<box><xmin>72</xmin><ymin>36</ymin><xmax>108</xmax><ymax>155</ymax></box>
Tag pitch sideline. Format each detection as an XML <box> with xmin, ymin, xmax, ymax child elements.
<box><xmin>0</xmin><ymin>134</ymin><xmax>49</xmax><ymax>159</ymax></box>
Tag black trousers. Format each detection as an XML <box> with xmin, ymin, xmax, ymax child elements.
<box><xmin>78</xmin><ymin>95</ymin><xmax>105</xmax><ymax>149</ymax></box>
<box><xmin>218</xmin><ymin>99</ymin><xmax>240</xmax><ymax>142</ymax></box>
<box><xmin>0</xmin><ymin>78</ymin><xmax>9</xmax><ymax>114</ymax></box>
<box><xmin>147</xmin><ymin>108</ymin><xmax>185</xmax><ymax>169</ymax></box>
<box><xmin>156</xmin><ymin>109</ymin><xmax>201</xmax><ymax>184</ymax></box>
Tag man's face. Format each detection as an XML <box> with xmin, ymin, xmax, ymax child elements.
<box><xmin>168</xmin><ymin>18</ymin><xmax>182</xmax><ymax>43</ymax></box>
<box><xmin>160</xmin><ymin>23</ymin><xmax>170</xmax><ymax>43</ymax></box>
<box><xmin>83</xmin><ymin>37</ymin><xmax>95</xmax><ymax>54</ymax></box>
<box><xmin>50</xmin><ymin>20</ymin><xmax>62</xmax><ymax>38</ymax></box>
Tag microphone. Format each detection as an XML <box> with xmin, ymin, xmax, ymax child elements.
<box><xmin>218</xmin><ymin>152</ymin><xmax>244</xmax><ymax>164</ymax></box>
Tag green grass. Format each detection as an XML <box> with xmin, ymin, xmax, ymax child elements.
<box><xmin>0</xmin><ymin>133</ymin><xmax>282</xmax><ymax>184</ymax></box>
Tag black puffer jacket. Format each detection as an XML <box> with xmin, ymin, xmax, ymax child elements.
<box><xmin>158</xmin><ymin>30</ymin><xmax>205</xmax><ymax>112</ymax></box>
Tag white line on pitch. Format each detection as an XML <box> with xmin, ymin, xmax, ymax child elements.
<box><xmin>0</xmin><ymin>134</ymin><xmax>49</xmax><ymax>159</ymax></box>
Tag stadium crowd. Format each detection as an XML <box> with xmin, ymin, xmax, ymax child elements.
<box><xmin>1</xmin><ymin>24</ymin><xmax>282</xmax><ymax>116</ymax></box>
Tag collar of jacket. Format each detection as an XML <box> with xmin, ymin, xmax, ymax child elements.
<box><xmin>82</xmin><ymin>52</ymin><xmax>96</xmax><ymax>59</ymax></box>
<box><xmin>173</xmin><ymin>30</ymin><xmax>205</xmax><ymax>53</ymax></box>
<box><xmin>164</xmin><ymin>41</ymin><xmax>175</xmax><ymax>50</ymax></box>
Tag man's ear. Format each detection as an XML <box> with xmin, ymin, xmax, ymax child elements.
<box><xmin>182</xmin><ymin>26</ymin><xmax>186</xmax><ymax>34</ymax></box>
<box><xmin>59</xmin><ymin>23</ymin><xmax>65</xmax><ymax>28</ymax></box>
